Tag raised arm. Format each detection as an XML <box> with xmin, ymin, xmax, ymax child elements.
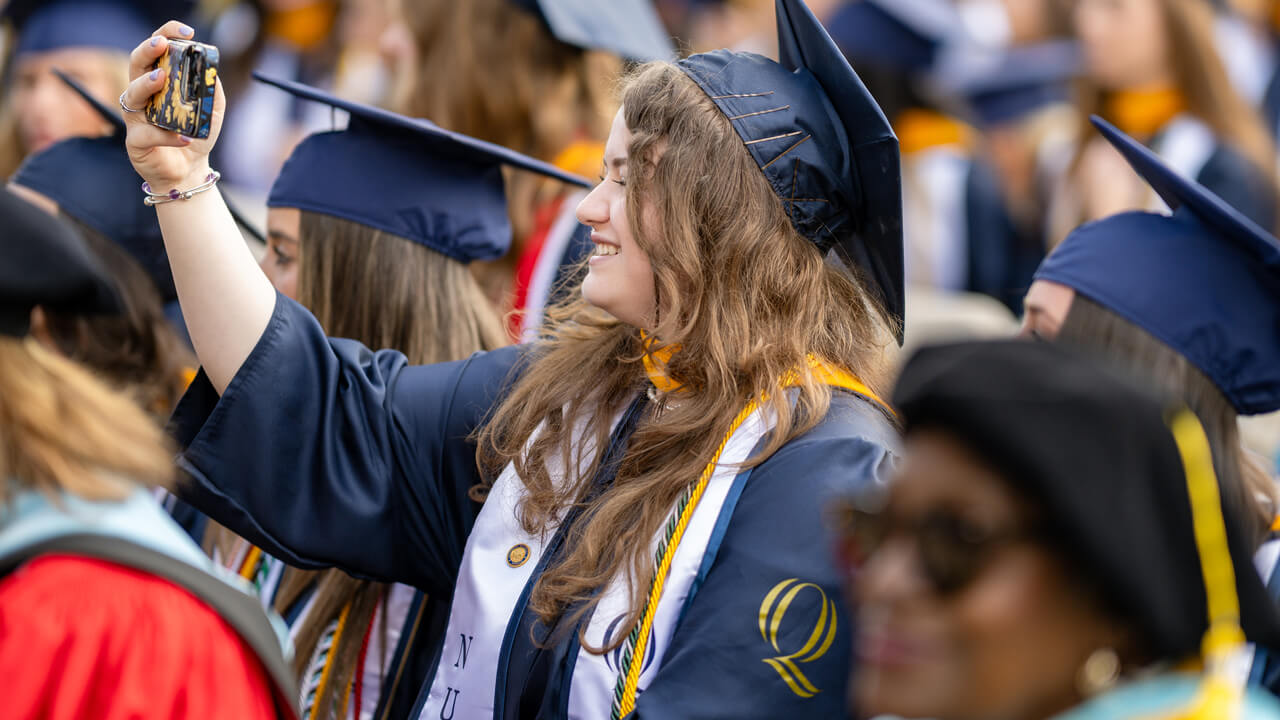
<box><xmin>122</xmin><ymin>21</ymin><xmax>274</xmax><ymax>394</ymax></box>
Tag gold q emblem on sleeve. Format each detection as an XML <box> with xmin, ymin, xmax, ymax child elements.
<box><xmin>758</xmin><ymin>578</ymin><xmax>839</xmax><ymax>698</ymax></box>
<box><xmin>507</xmin><ymin>544</ymin><xmax>530</xmax><ymax>568</ymax></box>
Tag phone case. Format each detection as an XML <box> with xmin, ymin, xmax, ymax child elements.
<box><xmin>145</xmin><ymin>38</ymin><xmax>219</xmax><ymax>139</ymax></box>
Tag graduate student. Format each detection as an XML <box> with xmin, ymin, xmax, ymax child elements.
<box><xmin>0</xmin><ymin>0</ymin><xmax>194</xmax><ymax>178</ymax></box>
<box><xmin>0</xmin><ymin>187</ymin><xmax>297</xmax><ymax>720</ymax></box>
<box><xmin>1022</xmin><ymin>115</ymin><xmax>1280</xmax><ymax>693</ymax></box>
<box><xmin>1056</xmin><ymin>0</ymin><xmax>1278</xmax><ymax>235</ymax></box>
<box><xmin>120</xmin><ymin>0</ymin><xmax>902</xmax><ymax>716</ymax></box>
<box><xmin>234</xmin><ymin>74</ymin><xmax>587</xmax><ymax>720</ymax></box>
<box><xmin>1023</xmin><ymin>116</ymin><xmax>1280</xmax><ymax>550</ymax></box>
<box><xmin>847</xmin><ymin>339</ymin><xmax>1280</xmax><ymax>720</ymax></box>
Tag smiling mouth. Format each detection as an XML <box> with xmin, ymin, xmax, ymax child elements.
<box><xmin>592</xmin><ymin>243</ymin><xmax>619</xmax><ymax>257</ymax></box>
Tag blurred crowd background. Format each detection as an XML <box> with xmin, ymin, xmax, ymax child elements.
<box><xmin>3</xmin><ymin>0</ymin><xmax>1279</xmax><ymax>465</ymax></box>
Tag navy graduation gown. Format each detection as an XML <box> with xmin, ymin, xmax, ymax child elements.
<box><xmin>170</xmin><ymin>294</ymin><xmax>899</xmax><ymax>719</ymax></box>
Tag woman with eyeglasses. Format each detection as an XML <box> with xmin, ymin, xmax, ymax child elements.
<box><xmin>843</xmin><ymin>339</ymin><xmax>1280</xmax><ymax>720</ymax></box>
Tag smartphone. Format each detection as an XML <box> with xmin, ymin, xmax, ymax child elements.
<box><xmin>145</xmin><ymin>38</ymin><xmax>219</xmax><ymax>139</ymax></box>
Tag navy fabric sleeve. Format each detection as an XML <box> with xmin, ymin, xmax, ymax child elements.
<box><xmin>631</xmin><ymin>399</ymin><xmax>898</xmax><ymax>719</ymax></box>
<box><xmin>169</xmin><ymin>294</ymin><xmax>523</xmax><ymax>594</ymax></box>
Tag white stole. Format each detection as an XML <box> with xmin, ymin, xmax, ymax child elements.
<box><xmin>419</xmin><ymin>401</ymin><xmax>776</xmax><ymax>719</ymax></box>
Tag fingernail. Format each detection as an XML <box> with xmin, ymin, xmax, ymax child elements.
<box><xmin>179</xmin><ymin>24</ymin><xmax>193</xmax><ymax>36</ymax></box>
<box><xmin>150</xmin><ymin>68</ymin><xmax>162</xmax><ymax>81</ymax></box>
<box><xmin>178</xmin><ymin>135</ymin><xmax>193</xmax><ymax>144</ymax></box>
<box><xmin>150</xmin><ymin>36</ymin><xmax>160</xmax><ymax>47</ymax></box>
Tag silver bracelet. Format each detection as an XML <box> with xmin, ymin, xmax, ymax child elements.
<box><xmin>141</xmin><ymin>170</ymin><xmax>221</xmax><ymax>206</ymax></box>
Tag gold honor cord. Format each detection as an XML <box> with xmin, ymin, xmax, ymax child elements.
<box><xmin>610</xmin><ymin>397</ymin><xmax>761</xmax><ymax>720</ymax></box>
<box><xmin>1163</xmin><ymin>409</ymin><xmax>1246</xmax><ymax>720</ymax></box>
<box><xmin>610</xmin><ymin>364</ymin><xmax>889</xmax><ymax>719</ymax></box>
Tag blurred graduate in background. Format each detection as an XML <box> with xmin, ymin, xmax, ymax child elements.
<box><xmin>0</xmin><ymin>0</ymin><xmax>195</xmax><ymax>178</ymax></box>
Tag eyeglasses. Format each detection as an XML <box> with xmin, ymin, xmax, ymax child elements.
<box><xmin>830</xmin><ymin>501</ymin><xmax>1038</xmax><ymax>597</ymax></box>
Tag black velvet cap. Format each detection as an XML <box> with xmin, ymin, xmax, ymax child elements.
<box><xmin>0</xmin><ymin>187</ymin><xmax>121</xmax><ymax>337</ymax></box>
<box><xmin>892</xmin><ymin>340</ymin><xmax>1280</xmax><ymax>660</ymax></box>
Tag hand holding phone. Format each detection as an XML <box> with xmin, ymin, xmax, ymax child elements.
<box><xmin>145</xmin><ymin>38</ymin><xmax>219</xmax><ymax>140</ymax></box>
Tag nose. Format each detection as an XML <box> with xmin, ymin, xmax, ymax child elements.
<box><xmin>575</xmin><ymin>180</ymin><xmax>609</xmax><ymax>228</ymax></box>
<box><xmin>856</xmin><ymin>538</ymin><xmax>928</xmax><ymax>606</ymax></box>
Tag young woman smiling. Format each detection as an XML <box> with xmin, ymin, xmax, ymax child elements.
<box><xmin>120</xmin><ymin>2</ymin><xmax>903</xmax><ymax>716</ymax></box>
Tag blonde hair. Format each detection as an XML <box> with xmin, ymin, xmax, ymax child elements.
<box><xmin>475</xmin><ymin>62</ymin><xmax>892</xmax><ymax>652</ymax></box>
<box><xmin>0</xmin><ymin>48</ymin><xmax>130</xmax><ymax>179</ymax></box>
<box><xmin>0</xmin><ymin>335</ymin><xmax>174</xmax><ymax>505</ymax></box>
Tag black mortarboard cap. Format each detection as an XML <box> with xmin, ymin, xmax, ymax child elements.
<box><xmin>507</xmin><ymin>0</ymin><xmax>674</xmax><ymax>61</ymax></box>
<box><xmin>892</xmin><ymin>339</ymin><xmax>1280</xmax><ymax>661</ymax></box>
<box><xmin>678</xmin><ymin>0</ymin><xmax>904</xmax><ymax>341</ymax></box>
<box><xmin>259</xmin><ymin>74</ymin><xmax>591</xmax><ymax>264</ymax></box>
<box><xmin>1035</xmin><ymin>117</ymin><xmax>1280</xmax><ymax>414</ymax></box>
<box><xmin>0</xmin><ymin>187</ymin><xmax>121</xmax><ymax>336</ymax></box>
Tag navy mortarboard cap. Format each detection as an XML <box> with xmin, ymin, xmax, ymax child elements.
<box><xmin>825</xmin><ymin>0</ymin><xmax>963</xmax><ymax>72</ymax></box>
<box><xmin>0</xmin><ymin>187</ymin><xmax>121</xmax><ymax>336</ymax></box>
<box><xmin>508</xmin><ymin>0</ymin><xmax>673</xmax><ymax>61</ymax></box>
<box><xmin>678</xmin><ymin>0</ymin><xmax>904</xmax><ymax>341</ymax></box>
<box><xmin>258</xmin><ymin>73</ymin><xmax>592</xmax><ymax>264</ymax></box>
<box><xmin>2</xmin><ymin>0</ymin><xmax>193</xmax><ymax>57</ymax></box>
<box><xmin>1035</xmin><ymin>116</ymin><xmax>1280</xmax><ymax>414</ymax></box>
<box><xmin>893</xmin><ymin>340</ymin><xmax>1280</xmax><ymax>664</ymax></box>
<box><xmin>13</xmin><ymin>70</ymin><xmax>260</xmax><ymax>304</ymax></box>
<box><xmin>951</xmin><ymin>41</ymin><xmax>1080</xmax><ymax>128</ymax></box>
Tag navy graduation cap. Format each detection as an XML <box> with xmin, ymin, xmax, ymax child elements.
<box><xmin>13</xmin><ymin>70</ymin><xmax>260</xmax><ymax>304</ymax></box>
<box><xmin>951</xmin><ymin>41</ymin><xmax>1081</xmax><ymax>128</ymax></box>
<box><xmin>508</xmin><ymin>0</ymin><xmax>673</xmax><ymax>61</ymax></box>
<box><xmin>678</xmin><ymin>0</ymin><xmax>905</xmax><ymax>341</ymax></box>
<box><xmin>258</xmin><ymin>73</ymin><xmax>592</xmax><ymax>264</ymax></box>
<box><xmin>1035</xmin><ymin>116</ymin><xmax>1280</xmax><ymax>414</ymax></box>
<box><xmin>2</xmin><ymin>0</ymin><xmax>193</xmax><ymax>56</ymax></box>
<box><xmin>824</xmin><ymin>0</ymin><xmax>962</xmax><ymax>72</ymax></box>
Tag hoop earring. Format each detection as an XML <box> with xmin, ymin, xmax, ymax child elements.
<box><xmin>1076</xmin><ymin>647</ymin><xmax>1121</xmax><ymax>697</ymax></box>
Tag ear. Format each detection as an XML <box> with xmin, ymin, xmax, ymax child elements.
<box><xmin>27</xmin><ymin>306</ymin><xmax>64</xmax><ymax>357</ymax></box>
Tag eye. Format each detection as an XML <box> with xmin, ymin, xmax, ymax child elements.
<box><xmin>271</xmin><ymin>245</ymin><xmax>294</xmax><ymax>266</ymax></box>
<box><xmin>612</xmin><ymin>177</ymin><xmax>626</xmax><ymax>187</ymax></box>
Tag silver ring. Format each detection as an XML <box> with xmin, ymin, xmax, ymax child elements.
<box><xmin>118</xmin><ymin>90</ymin><xmax>142</xmax><ymax>114</ymax></box>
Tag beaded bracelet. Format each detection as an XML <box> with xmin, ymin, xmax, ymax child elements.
<box><xmin>141</xmin><ymin>170</ymin><xmax>221</xmax><ymax>207</ymax></box>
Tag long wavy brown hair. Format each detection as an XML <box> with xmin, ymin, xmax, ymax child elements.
<box><xmin>475</xmin><ymin>62</ymin><xmax>893</xmax><ymax>652</ymax></box>
<box><xmin>391</xmin><ymin>0</ymin><xmax>619</xmax><ymax>304</ymax></box>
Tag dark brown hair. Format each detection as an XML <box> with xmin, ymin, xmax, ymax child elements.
<box><xmin>41</xmin><ymin>216</ymin><xmax>194</xmax><ymax>419</ymax></box>
<box><xmin>475</xmin><ymin>62</ymin><xmax>893</xmax><ymax>653</ymax></box>
<box><xmin>1057</xmin><ymin>294</ymin><xmax>1275</xmax><ymax>546</ymax></box>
